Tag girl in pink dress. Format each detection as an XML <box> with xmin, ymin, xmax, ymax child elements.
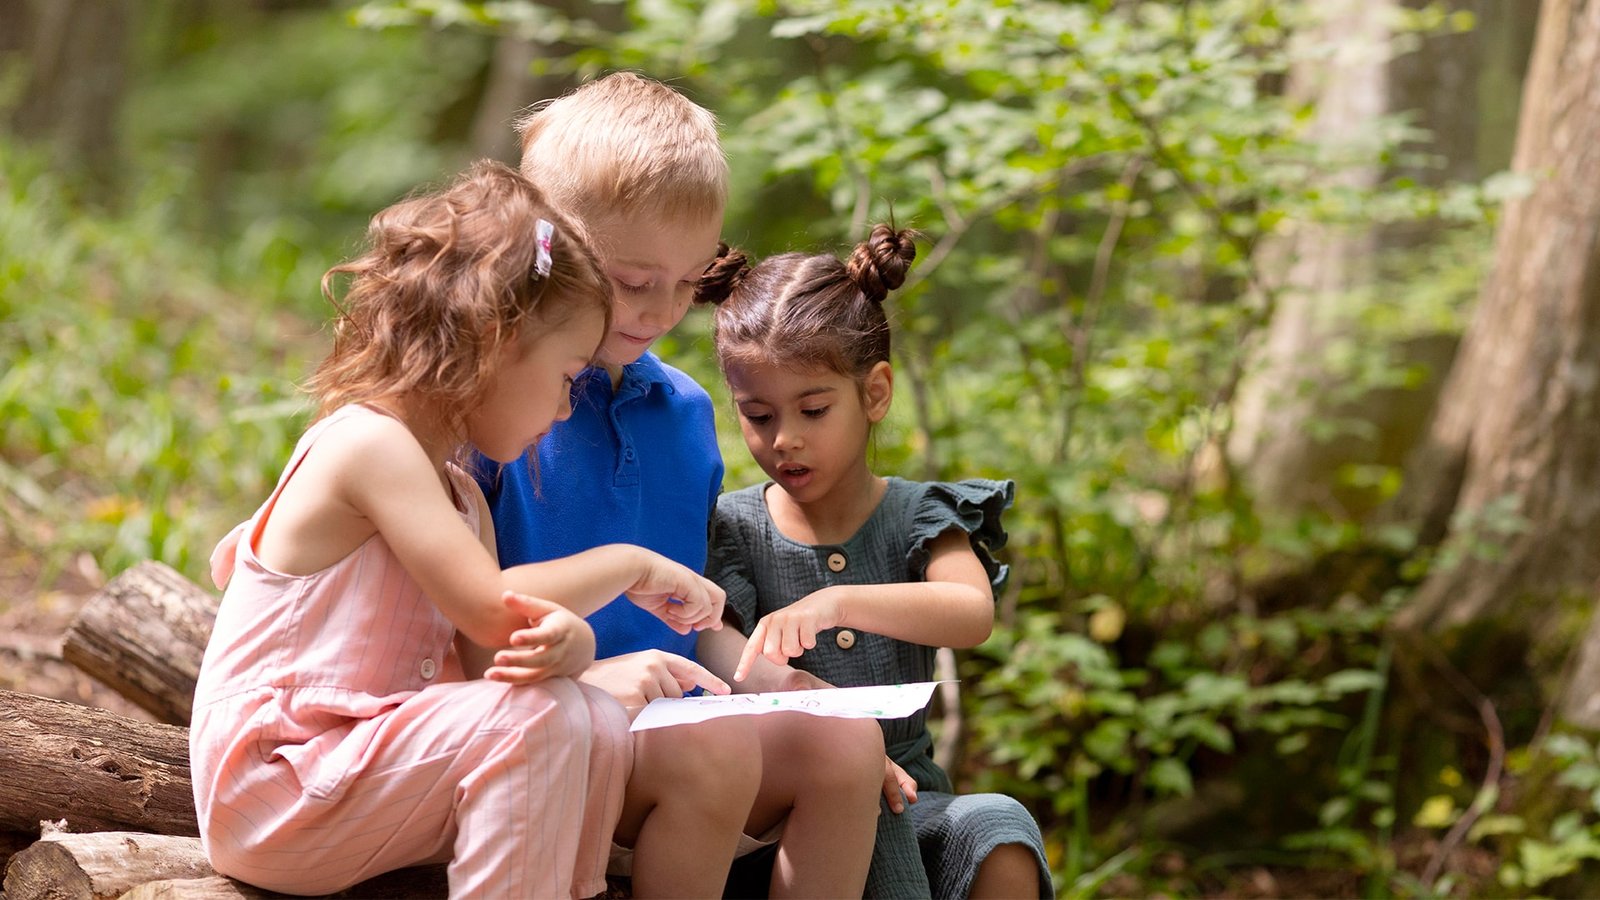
<box><xmin>194</xmin><ymin>161</ymin><xmax>725</xmax><ymax>898</ymax></box>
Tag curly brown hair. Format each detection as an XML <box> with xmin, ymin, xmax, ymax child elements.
<box><xmin>306</xmin><ymin>160</ymin><xmax>611</xmax><ymax>442</ymax></box>
<box><xmin>697</xmin><ymin>224</ymin><xmax>918</xmax><ymax>385</ymax></box>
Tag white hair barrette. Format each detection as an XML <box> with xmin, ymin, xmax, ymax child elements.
<box><xmin>534</xmin><ymin>219</ymin><xmax>554</xmax><ymax>279</ymax></box>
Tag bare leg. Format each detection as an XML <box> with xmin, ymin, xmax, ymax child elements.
<box><xmin>743</xmin><ymin>714</ymin><xmax>883</xmax><ymax>899</ymax></box>
<box><xmin>969</xmin><ymin>842</ymin><xmax>1042</xmax><ymax>900</ymax></box>
<box><xmin>617</xmin><ymin>717</ymin><xmax>762</xmax><ymax>898</ymax></box>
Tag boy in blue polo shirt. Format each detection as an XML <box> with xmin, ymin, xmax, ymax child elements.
<box><xmin>475</xmin><ymin>73</ymin><xmax>886</xmax><ymax>898</ymax></box>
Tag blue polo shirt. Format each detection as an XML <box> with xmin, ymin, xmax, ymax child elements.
<box><xmin>476</xmin><ymin>352</ymin><xmax>724</xmax><ymax>661</ymax></box>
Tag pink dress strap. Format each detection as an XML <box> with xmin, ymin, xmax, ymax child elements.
<box><xmin>208</xmin><ymin>405</ymin><xmax>377</xmax><ymax>590</ymax></box>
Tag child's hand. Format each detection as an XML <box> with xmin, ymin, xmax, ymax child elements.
<box><xmin>485</xmin><ymin>591</ymin><xmax>596</xmax><ymax>684</ymax></box>
<box><xmin>736</xmin><ymin>590</ymin><xmax>844</xmax><ymax>680</ymax></box>
<box><xmin>579</xmin><ymin>650</ymin><xmax>730</xmax><ymax>714</ymax></box>
<box><xmin>624</xmin><ymin>552</ymin><xmax>726</xmax><ymax>635</ymax></box>
<box><xmin>884</xmin><ymin>757</ymin><xmax>919</xmax><ymax>814</ymax></box>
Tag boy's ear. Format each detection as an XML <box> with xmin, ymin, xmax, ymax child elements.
<box><xmin>864</xmin><ymin>361</ymin><xmax>894</xmax><ymax>423</ymax></box>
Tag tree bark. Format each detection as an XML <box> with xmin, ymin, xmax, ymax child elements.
<box><xmin>120</xmin><ymin>866</ymin><xmax>450</xmax><ymax>900</ymax></box>
<box><xmin>1</xmin><ymin>832</ymin><xmax>450</xmax><ymax>900</ymax></box>
<box><xmin>62</xmin><ymin>561</ymin><xmax>216</xmax><ymax>726</ymax></box>
<box><xmin>1398</xmin><ymin>0</ymin><xmax>1600</xmax><ymax>634</ymax></box>
<box><xmin>0</xmin><ymin>690</ymin><xmax>196</xmax><ymax>836</ymax></box>
<box><xmin>2</xmin><ymin>831</ymin><xmax>214</xmax><ymax>900</ymax></box>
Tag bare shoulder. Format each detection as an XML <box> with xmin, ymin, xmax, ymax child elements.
<box><xmin>305</xmin><ymin>410</ymin><xmax>434</xmax><ymax>492</ymax></box>
<box><xmin>314</xmin><ymin>409</ymin><xmax>423</xmax><ymax>461</ymax></box>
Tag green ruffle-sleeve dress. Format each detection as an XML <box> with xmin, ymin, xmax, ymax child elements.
<box><xmin>709</xmin><ymin>477</ymin><xmax>1052</xmax><ymax>899</ymax></box>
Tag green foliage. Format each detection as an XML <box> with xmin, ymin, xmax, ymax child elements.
<box><xmin>1488</xmin><ymin>734</ymin><xmax>1600</xmax><ymax>892</ymax></box>
<box><xmin>2</xmin><ymin>0</ymin><xmax>1540</xmax><ymax>894</ymax></box>
<box><xmin>3</xmin><ymin>2</ymin><xmax>497</xmax><ymax>582</ymax></box>
<box><xmin>126</xmin><ymin>3</ymin><xmax>489</xmax><ymax>312</ymax></box>
<box><xmin>515</xmin><ymin>1</ymin><xmax>1491</xmax><ymax>890</ymax></box>
<box><xmin>0</xmin><ymin>145</ymin><xmax>311</xmax><ymax>582</ymax></box>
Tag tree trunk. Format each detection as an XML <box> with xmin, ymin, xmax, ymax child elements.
<box><xmin>0</xmin><ymin>690</ymin><xmax>196</xmax><ymax>836</ymax></box>
<box><xmin>2</xmin><ymin>832</ymin><xmax>450</xmax><ymax>900</ymax></box>
<box><xmin>469</xmin><ymin>33</ymin><xmax>546</xmax><ymax>164</ymax></box>
<box><xmin>62</xmin><ymin>561</ymin><xmax>216</xmax><ymax>726</ymax></box>
<box><xmin>1398</xmin><ymin>0</ymin><xmax>1600</xmax><ymax>635</ymax></box>
<box><xmin>1231</xmin><ymin>0</ymin><xmax>1536</xmax><ymax>520</ymax></box>
<box><xmin>462</xmin><ymin>0</ymin><xmax>629</xmax><ymax>164</ymax></box>
<box><xmin>123</xmin><ymin>877</ymin><xmax>283</xmax><ymax>900</ymax></box>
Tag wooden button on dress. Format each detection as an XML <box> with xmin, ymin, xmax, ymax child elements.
<box><xmin>836</xmin><ymin>629</ymin><xmax>857</xmax><ymax>649</ymax></box>
<box><xmin>826</xmin><ymin>552</ymin><xmax>848</xmax><ymax>572</ymax></box>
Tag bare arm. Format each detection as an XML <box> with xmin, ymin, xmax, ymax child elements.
<box><xmin>456</xmin><ymin>489</ymin><xmax>504</xmax><ymax>679</ymax></box>
<box><xmin>736</xmin><ymin>529</ymin><xmax>993</xmax><ymax>681</ymax></box>
<box><xmin>303</xmin><ymin>414</ymin><xmax>722</xmax><ymax>649</ymax></box>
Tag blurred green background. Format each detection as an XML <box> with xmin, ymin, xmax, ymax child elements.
<box><xmin>8</xmin><ymin>1</ymin><xmax>1600</xmax><ymax>895</ymax></box>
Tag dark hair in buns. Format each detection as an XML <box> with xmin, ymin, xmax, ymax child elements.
<box><xmin>709</xmin><ymin>224</ymin><xmax>919</xmax><ymax>383</ymax></box>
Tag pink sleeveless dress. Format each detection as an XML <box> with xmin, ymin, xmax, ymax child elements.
<box><xmin>192</xmin><ymin>404</ymin><xmax>630</xmax><ymax>897</ymax></box>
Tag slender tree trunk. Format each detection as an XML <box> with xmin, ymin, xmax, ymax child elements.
<box><xmin>1231</xmin><ymin>1</ymin><xmax>1536</xmax><ymax>521</ymax></box>
<box><xmin>1</xmin><ymin>0</ymin><xmax>130</xmax><ymax>198</ymax></box>
<box><xmin>1398</xmin><ymin>0</ymin><xmax>1600</xmax><ymax>635</ymax></box>
<box><xmin>1229</xmin><ymin>0</ymin><xmax>1391</xmax><ymax>514</ymax></box>
<box><xmin>462</xmin><ymin>0</ymin><xmax>629</xmax><ymax>164</ymax></box>
<box><xmin>469</xmin><ymin>33</ymin><xmax>547</xmax><ymax>164</ymax></box>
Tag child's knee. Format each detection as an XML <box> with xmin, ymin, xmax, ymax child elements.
<box><xmin>778</xmin><ymin>716</ymin><xmax>883</xmax><ymax>791</ymax></box>
<box><xmin>974</xmin><ymin>842</ymin><xmax>1044</xmax><ymax>898</ymax></box>
<box><xmin>826</xmin><ymin>718</ymin><xmax>885</xmax><ymax>787</ymax></box>
<box><xmin>491</xmin><ymin>678</ymin><xmax>592</xmax><ymax>748</ymax></box>
<box><xmin>635</xmin><ymin>714</ymin><xmax>761</xmax><ymax>805</ymax></box>
<box><xmin>578</xmin><ymin>682</ymin><xmax>633</xmax><ymax>766</ymax></box>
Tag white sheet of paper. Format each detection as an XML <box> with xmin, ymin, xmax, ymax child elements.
<box><xmin>629</xmin><ymin>682</ymin><xmax>942</xmax><ymax>732</ymax></box>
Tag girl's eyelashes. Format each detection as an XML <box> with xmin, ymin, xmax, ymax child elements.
<box><xmin>802</xmin><ymin>406</ymin><xmax>829</xmax><ymax>419</ymax></box>
<box><xmin>616</xmin><ymin>279</ymin><xmax>652</xmax><ymax>295</ymax></box>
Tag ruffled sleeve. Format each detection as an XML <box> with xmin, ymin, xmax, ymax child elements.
<box><xmin>706</xmin><ymin>499</ymin><xmax>760</xmax><ymax>635</ymax></box>
<box><xmin>209</xmin><ymin>520</ymin><xmax>249</xmax><ymax>590</ymax></box>
<box><xmin>906</xmin><ymin>479</ymin><xmax>1016</xmax><ymax>592</ymax></box>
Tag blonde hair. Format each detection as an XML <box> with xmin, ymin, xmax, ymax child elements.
<box><xmin>308</xmin><ymin>160</ymin><xmax>611</xmax><ymax>443</ymax></box>
<box><xmin>516</xmin><ymin>72</ymin><xmax>727</xmax><ymax>224</ymax></box>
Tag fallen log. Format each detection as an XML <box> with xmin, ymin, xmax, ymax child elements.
<box><xmin>2</xmin><ymin>830</ymin><xmax>213</xmax><ymax>900</ymax></box>
<box><xmin>2</xmin><ymin>831</ymin><xmax>448</xmax><ymax>900</ymax></box>
<box><xmin>119</xmin><ymin>877</ymin><xmax>278</xmax><ymax>900</ymax></box>
<box><xmin>62</xmin><ymin>560</ymin><xmax>216</xmax><ymax>726</ymax></box>
<box><xmin>0</xmin><ymin>830</ymin><xmax>35</xmax><ymax>877</ymax></box>
<box><xmin>121</xmin><ymin>867</ymin><xmax>450</xmax><ymax>899</ymax></box>
<box><xmin>0</xmin><ymin>689</ymin><xmax>196</xmax><ymax>836</ymax></box>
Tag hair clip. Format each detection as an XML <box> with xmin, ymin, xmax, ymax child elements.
<box><xmin>534</xmin><ymin>219</ymin><xmax>554</xmax><ymax>279</ymax></box>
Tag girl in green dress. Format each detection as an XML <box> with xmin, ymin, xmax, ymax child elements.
<box><xmin>699</xmin><ymin>225</ymin><xmax>1053</xmax><ymax>899</ymax></box>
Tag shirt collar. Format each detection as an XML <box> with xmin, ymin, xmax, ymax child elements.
<box><xmin>577</xmin><ymin>352</ymin><xmax>678</xmax><ymax>402</ymax></box>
